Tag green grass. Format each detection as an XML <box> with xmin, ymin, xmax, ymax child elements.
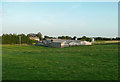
<box><xmin>2</xmin><ymin>44</ymin><xmax>118</xmax><ymax>80</ymax></box>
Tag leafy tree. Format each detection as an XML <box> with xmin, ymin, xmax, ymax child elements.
<box><xmin>82</xmin><ymin>36</ymin><xmax>86</xmax><ymax>39</ymax></box>
<box><xmin>44</xmin><ymin>35</ymin><xmax>49</xmax><ymax>39</ymax></box>
<box><xmin>0</xmin><ymin>36</ymin><xmax>1</xmax><ymax>44</ymax></box>
<box><xmin>86</xmin><ymin>37</ymin><xmax>91</xmax><ymax>42</ymax></box>
<box><xmin>81</xmin><ymin>39</ymin><xmax>86</xmax><ymax>41</ymax></box>
<box><xmin>58</xmin><ymin>36</ymin><xmax>72</xmax><ymax>40</ymax></box>
<box><xmin>66</xmin><ymin>36</ymin><xmax>72</xmax><ymax>39</ymax></box>
<box><xmin>73</xmin><ymin>36</ymin><xmax>77</xmax><ymax>40</ymax></box>
<box><xmin>116</xmin><ymin>37</ymin><xmax>120</xmax><ymax>40</ymax></box>
<box><xmin>37</xmin><ymin>32</ymin><xmax>43</xmax><ymax>41</ymax></box>
<box><xmin>77</xmin><ymin>38</ymin><xmax>82</xmax><ymax>40</ymax></box>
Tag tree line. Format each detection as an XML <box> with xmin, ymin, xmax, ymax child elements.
<box><xmin>2</xmin><ymin>34</ymin><xmax>36</xmax><ymax>44</ymax></box>
<box><xmin>1</xmin><ymin>32</ymin><xmax>120</xmax><ymax>44</ymax></box>
<box><xmin>77</xmin><ymin>36</ymin><xmax>120</xmax><ymax>41</ymax></box>
<box><xmin>46</xmin><ymin>35</ymin><xmax>120</xmax><ymax>42</ymax></box>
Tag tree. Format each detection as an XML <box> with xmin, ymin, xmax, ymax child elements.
<box><xmin>116</xmin><ymin>37</ymin><xmax>120</xmax><ymax>40</ymax></box>
<box><xmin>82</xmin><ymin>36</ymin><xmax>86</xmax><ymax>39</ymax></box>
<box><xmin>0</xmin><ymin>36</ymin><xmax>1</xmax><ymax>44</ymax></box>
<box><xmin>44</xmin><ymin>35</ymin><xmax>49</xmax><ymax>39</ymax></box>
<box><xmin>61</xmin><ymin>36</ymin><xmax>66</xmax><ymax>39</ymax></box>
<box><xmin>77</xmin><ymin>38</ymin><xmax>82</xmax><ymax>40</ymax></box>
<box><xmin>81</xmin><ymin>39</ymin><xmax>86</xmax><ymax>41</ymax></box>
<box><xmin>73</xmin><ymin>36</ymin><xmax>77</xmax><ymax>40</ymax></box>
<box><xmin>66</xmin><ymin>36</ymin><xmax>72</xmax><ymax>39</ymax></box>
<box><xmin>2</xmin><ymin>33</ymin><xmax>36</xmax><ymax>44</ymax></box>
<box><xmin>37</xmin><ymin>32</ymin><xmax>43</xmax><ymax>41</ymax></box>
<box><xmin>86</xmin><ymin>37</ymin><xmax>91</xmax><ymax>42</ymax></box>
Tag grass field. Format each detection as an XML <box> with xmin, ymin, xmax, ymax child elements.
<box><xmin>94</xmin><ymin>40</ymin><xmax>120</xmax><ymax>44</ymax></box>
<box><xmin>2</xmin><ymin>43</ymin><xmax>118</xmax><ymax>80</ymax></box>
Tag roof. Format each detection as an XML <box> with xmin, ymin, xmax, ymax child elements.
<box><xmin>29</xmin><ymin>37</ymin><xmax>39</xmax><ymax>40</ymax></box>
<box><xmin>46</xmin><ymin>39</ymin><xmax>82</xmax><ymax>43</ymax></box>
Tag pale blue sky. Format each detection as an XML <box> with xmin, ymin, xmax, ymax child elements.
<box><xmin>2</xmin><ymin>0</ymin><xmax>119</xmax><ymax>2</ymax></box>
<box><xmin>2</xmin><ymin>2</ymin><xmax>118</xmax><ymax>38</ymax></box>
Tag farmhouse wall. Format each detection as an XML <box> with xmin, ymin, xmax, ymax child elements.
<box><xmin>49</xmin><ymin>42</ymin><xmax>61</xmax><ymax>48</ymax></box>
<box><xmin>61</xmin><ymin>43</ymin><xmax>69</xmax><ymax>48</ymax></box>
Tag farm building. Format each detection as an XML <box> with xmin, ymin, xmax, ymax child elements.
<box><xmin>36</xmin><ymin>39</ymin><xmax>92</xmax><ymax>48</ymax></box>
<box><xmin>29</xmin><ymin>37</ymin><xmax>39</xmax><ymax>41</ymax></box>
<box><xmin>28</xmin><ymin>33</ymin><xmax>40</xmax><ymax>41</ymax></box>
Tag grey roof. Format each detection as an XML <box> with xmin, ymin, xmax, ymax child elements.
<box><xmin>46</xmin><ymin>39</ymin><xmax>81</xmax><ymax>43</ymax></box>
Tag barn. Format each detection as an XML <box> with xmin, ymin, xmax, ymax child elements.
<box><xmin>37</xmin><ymin>39</ymin><xmax>92</xmax><ymax>48</ymax></box>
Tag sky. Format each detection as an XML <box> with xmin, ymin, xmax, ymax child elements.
<box><xmin>1</xmin><ymin>2</ymin><xmax>118</xmax><ymax>38</ymax></box>
<box><xmin>1</xmin><ymin>0</ymin><xmax>119</xmax><ymax>2</ymax></box>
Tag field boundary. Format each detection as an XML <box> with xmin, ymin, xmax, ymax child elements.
<box><xmin>94</xmin><ymin>40</ymin><xmax>120</xmax><ymax>44</ymax></box>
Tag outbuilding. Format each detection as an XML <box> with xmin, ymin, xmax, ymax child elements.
<box><xmin>37</xmin><ymin>39</ymin><xmax>92</xmax><ymax>48</ymax></box>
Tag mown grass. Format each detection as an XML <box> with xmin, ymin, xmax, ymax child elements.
<box><xmin>2</xmin><ymin>43</ymin><xmax>118</xmax><ymax>80</ymax></box>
